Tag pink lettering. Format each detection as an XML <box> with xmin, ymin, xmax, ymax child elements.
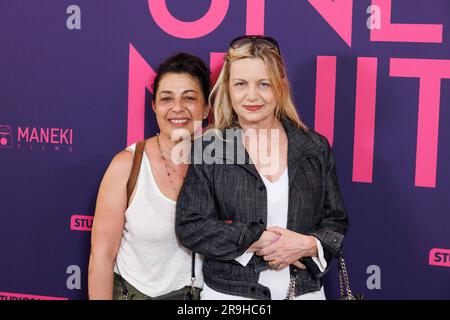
<box><xmin>148</xmin><ymin>0</ymin><xmax>229</xmax><ymax>39</ymax></box>
<box><xmin>40</xmin><ymin>128</ymin><xmax>49</xmax><ymax>143</ymax></box>
<box><xmin>210</xmin><ymin>52</ymin><xmax>226</xmax><ymax>86</ymax></box>
<box><xmin>209</xmin><ymin>52</ymin><xmax>226</xmax><ymax>123</ymax></box>
<box><xmin>390</xmin><ymin>58</ymin><xmax>450</xmax><ymax>188</ymax></box>
<box><xmin>17</xmin><ymin>127</ymin><xmax>29</xmax><ymax>142</ymax></box>
<box><xmin>246</xmin><ymin>0</ymin><xmax>265</xmax><ymax>35</ymax></box>
<box><xmin>429</xmin><ymin>248</ymin><xmax>450</xmax><ymax>267</ymax></box>
<box><xmin>30</xmin><ymin>128</ymin><xmax>39</xmax><ymax>143</ymax></box>
<box><xmin>70</xmin><ymin>215</ymin><xmax>94</xmax><ymax>232</ymax></box>
<box><xmin>370</xmin><ymin>0</ymin><xmax>443</xmax><ymax>43</ymax></box>
<box><xmin>314</xmin><ymin>56</ymin><xmax>337</xmax><ymax>146</ymax></box>
<box><xmin>0</xmin><ymin>292</ymin><xmax>67</xmax><ymax>300</ymax></box>
<box><xmin>307</xmin><ymin>0</ymin><xmax>353</xmax><ymax>47</ymax></box>
<box><xmin>50</xmin><ymin>128</ymin><xmax>58</xmax><ymax>144</ymax></box>
<box><xmin>353</xmin><ymin>57</ymin><xmax>378</xmax><ymax>183</ymax></box>
<box><xmin>128</xmin><ymin>48</ymin><xmax>227</xmax><ymax>143</ymax></box>
<box><xmin>60</xmin><ymin>129</ymin><xmax>69</xmax><ymax>144</ymax></box>
<box><xmin>127</xmin><ymin>43</ymin><xmax>157</xmax><ymax>146</ymax></box>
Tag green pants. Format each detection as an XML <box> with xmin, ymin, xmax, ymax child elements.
<box><xmin>113</xmin><ymin>273</ymin><xmax>201</xmax><ymax>300</ymax></box>
<box><xmin>113</xmin><ymin>273</ymin><xmax>151</xmax><ymax>300</ymax></box>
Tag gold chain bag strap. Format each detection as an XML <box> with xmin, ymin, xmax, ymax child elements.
<box><xmin>338</xmin><ymin>253</ymin><xmax>364</xmax><ymax>300</ymax></box>
<box><xmin>285</xmin><ymin>274</ymin><xmax>298</xmax><ymax>300</ymax></box>
<box><xmin>285</xmin><ymin>251</ymin><xmax>364</xmax><ymax>300</ymax></box>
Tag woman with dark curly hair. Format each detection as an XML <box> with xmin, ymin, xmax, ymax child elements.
<box><xmin>89</xmin><ymin>53</ymin><xmax>211</xmax><ymax>300</ymax></box>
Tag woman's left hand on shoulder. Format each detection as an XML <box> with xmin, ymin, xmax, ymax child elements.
<box><xmin>255</xmin><ymin>226</ymin><xmax>318</xmax><ymax>271</ymax></box>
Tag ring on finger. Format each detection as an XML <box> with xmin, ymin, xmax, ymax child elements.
<box><xmin>268</xmin><ymin>260</ymin><xmax>280</xmax><ymax>270</ymax></box>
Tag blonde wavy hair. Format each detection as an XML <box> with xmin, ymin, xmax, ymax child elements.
<box><xmin>209</xmin><ymin>38</ymin><xmax>307</xmax><ymax>131</ymax></box>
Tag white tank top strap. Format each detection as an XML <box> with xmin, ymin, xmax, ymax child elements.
<box><xmin>125</xmin><ymin>142</ymin><xmax>137</xmax><ymax>154</ymax></box>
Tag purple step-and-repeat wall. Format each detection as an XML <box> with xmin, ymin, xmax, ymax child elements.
<box><xmin>0</xmin><ymin>0</ymin><xmax>449</xmax><ymax>300</ymax></box>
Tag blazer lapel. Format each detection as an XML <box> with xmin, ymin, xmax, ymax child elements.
<box><xmin>281</xmin><ymin>118</ymin><xmax>322</xmax><ymax>187</ymax></box>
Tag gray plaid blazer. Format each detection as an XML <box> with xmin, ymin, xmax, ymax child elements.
<box><xmin>176</xmin><ymin>118</ymin><xmax>349</xmax><ymax>299</ymax></box>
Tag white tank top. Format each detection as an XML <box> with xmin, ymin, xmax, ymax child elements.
<box><xmin>114</xmin><ymin>143</ymin><xmax>203</xmax><ymax>297</ymax></box>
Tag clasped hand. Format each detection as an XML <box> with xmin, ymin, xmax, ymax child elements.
<box><xmin>249</xmin><ymin>226</ymin><xmax>318</xmax><ymax>271</ymax></box>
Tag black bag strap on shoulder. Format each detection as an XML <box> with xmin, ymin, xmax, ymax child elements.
<box><xmin>126</xmin><ymin>140</ymin><xmax>146</xmax><ymax>206</ymax></box>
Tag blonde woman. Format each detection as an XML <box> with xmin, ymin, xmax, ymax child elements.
<box><xmin>176</xmin><ymin>36</ymin><xmax>348</xmax><ymax>300</ymax></box>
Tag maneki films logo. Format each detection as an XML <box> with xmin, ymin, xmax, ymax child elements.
<box><xmin>0</xmin><ymin>125</ymin><xmax>14</xmax><ymax>148</ymax></box>
<box><xmin>0</xmin><ymin>124</ymin><xmax>73</xmax><ymax>152</ymax></box>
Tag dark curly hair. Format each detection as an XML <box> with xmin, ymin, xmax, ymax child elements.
<box><xmin>152</xmin><ymin>53</ymin><xmax>211</xmax><ymax>104</ymax></box>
